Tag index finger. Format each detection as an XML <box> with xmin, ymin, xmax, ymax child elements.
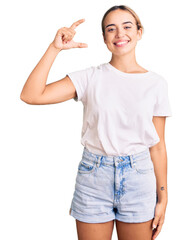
<box><xmin>70</xmin><ymin>18</ymin><xmax>85</xmax><ymax>30</ymax></box>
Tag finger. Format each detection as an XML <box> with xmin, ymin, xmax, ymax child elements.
<box><xmin>70</xmin><ymin>18</ymin><xmax>85</xmax><ymax>30</ymax></box>
<box><xmin>68</xmin><ymin>28</ymin><xmax>76</xmax><ymax>35</ymax></box>
<box><xmin>152</xmin><ymin>223</ymin><xmax>163</xmax><ymax>240</ymax></box>
<box><xmin>73</xmin><ymin>42</ymin><xmax>88</xmax><ymax>48</ymax></box>
<box><xmin>152</xmin><ymin>215</ymin><xmax>159</xmax><ymax>231</ymax></box>
<box><xmin>152</xmin><ymin>218</ymin><xmax>164</xmax><ymax>240</ymax></box>
<box><xmin>62</xmin><ymin>34</ymin><xmax>72</xmax><ymax>42</ymax></box>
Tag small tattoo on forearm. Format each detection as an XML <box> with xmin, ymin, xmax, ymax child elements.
<box><xmin>161</xmin><ymin>186</ymin><xmax>165</xmax><ymax>191</ymax></box>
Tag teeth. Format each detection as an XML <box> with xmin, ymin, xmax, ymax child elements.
<box><xmin>115</xmin><ymin>41</ymin><xmax>129</xmax><ymax>45</ymax></box>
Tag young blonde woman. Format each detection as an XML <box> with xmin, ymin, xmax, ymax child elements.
<box><xmin>20</xmin><ymin>5</ymin><xmax>172</xmax><ymax>240</ymax></box>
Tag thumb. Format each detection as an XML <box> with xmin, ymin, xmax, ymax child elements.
<box><xmin>73</xmin><ymin>42</ymin><xmax>88</xmax><ymax>48</ymax></box>
<box><xmin>152</xmin><ymin>216</ymin><xmax>158</xmax><ymax>230</ymax></box>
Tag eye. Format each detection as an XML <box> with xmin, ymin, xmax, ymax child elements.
<box><xmin>107</xmin><ymin>26</ymin><xmax>131</xmax><ymax>32</ymax></box>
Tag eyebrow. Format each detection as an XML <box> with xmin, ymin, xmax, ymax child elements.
<box><xmin>105</xmin><ymin>21</ymin><xmax>133</xmax><ymax>29</ymax></box>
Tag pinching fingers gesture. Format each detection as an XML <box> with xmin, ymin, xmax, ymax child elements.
<box><xmin>52</xmin><ymin>18</ymin><xmax>88</xmax><ymax>51</ymax></box>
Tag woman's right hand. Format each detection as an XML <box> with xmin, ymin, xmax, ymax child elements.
<box><xmin>51</xmin><ymin>18</ymin><xmax>88</xmax><ymax>51</ymax></box>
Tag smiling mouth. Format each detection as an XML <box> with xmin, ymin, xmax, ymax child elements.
<box><xmin>114</xmin><ymin>40</ymin><xmax>130</xmax><ymax>47</ymax></box>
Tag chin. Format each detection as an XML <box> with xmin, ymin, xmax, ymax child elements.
<box><xmin>112</xmin><ymin>49</ymin><xmax>133</xmax><ymax>56</ymax></box>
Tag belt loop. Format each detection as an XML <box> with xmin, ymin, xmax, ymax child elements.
<box><xmin>130</xmin><ymin>155</ymin><xmax>134</xmax><ymax>168</ymax></box>
<box><xmin>96</xmin><ymin>156</ymin><xmax>101</xmax><ymax>168</ymax></box>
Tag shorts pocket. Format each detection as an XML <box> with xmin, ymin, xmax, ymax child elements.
<box><xmin>78</xmin><ymin>158</ymin><xmax>96</xmax><ymax>174</ymax></box>
<box><xmin>134</xmin><ymin>155</ymin><xmax>154</xmax><ymax>174</ymax></box>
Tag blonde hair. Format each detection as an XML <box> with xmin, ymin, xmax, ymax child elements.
<box><xmin>101</xmin><ymin>5</ymin><xmax>144</xmax><ymax>37</ymax></box>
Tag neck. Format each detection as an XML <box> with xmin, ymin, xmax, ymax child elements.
<box><xmin>109</xmin><ymin>49</ymin><xmax>140</xmax><ymax>72</ymax></box>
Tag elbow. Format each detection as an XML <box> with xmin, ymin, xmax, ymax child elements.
<box><xmin>149</xmin><ymin>141</ymin><xmax>166</xmax><ymax>155</ymax></box>
<box><xmin>20</xmin><ymin>92</ymin><xmax>25</xmax><ymax>101</ymax></box>
<box><xmin>20</xmin><ymin>93</ymin><xmax>27</xmax><ymax>103</ymax></box>
<box><xmin>20</xmin><ymin>93</ymin><xmax>35</xmax><ymax>105</ymax></box>
<box><xmin>20</xmin><ymin>92</ymin><xmax>28</xmax><ymax>103</ymax></box>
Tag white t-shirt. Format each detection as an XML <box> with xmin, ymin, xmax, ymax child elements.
<box><xmin>67</xmin><ymin>62</ymin><xmax>172</xmax><ymax>156</ymax></box>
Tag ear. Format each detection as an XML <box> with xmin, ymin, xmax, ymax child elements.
<box><xmin>137</xmin><ymin>28</ymin><xmax>143</xmax><ymax>41</ymax></box>
<box><xmin>102</xmin><ymin>33</ymin><xmax>107</xmax><ymax>44</ymax></box>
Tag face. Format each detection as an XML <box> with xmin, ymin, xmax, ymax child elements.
<box><xmin>103</xmin><ymin>9</ymin><xmax>142</xmax><ymax>56</ymax></box>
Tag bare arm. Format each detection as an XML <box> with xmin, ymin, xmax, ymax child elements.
<box><xmin>150</xmin><ymin>116</ymin><xmax>169</xmax><ymax>238</ymax></box>
<box><xmin>20</xmin><ymin>43</ymin><xmax>62</xmax><ymax>104</ymax></box>
<box><xmin>20</xmin><ymin>19</ymin><xmax>88</xmax><ymax>105</ymax></box>
<box><xmin>149</xmin><ymin>116</ymin><xmax>168</xmax><ymax>204</ymax></box>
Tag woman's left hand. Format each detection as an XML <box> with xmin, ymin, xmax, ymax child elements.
<box><xmin>152</xmin><ymin>200</ymin><xmax>167</xmax><ymax>240</ymax></box>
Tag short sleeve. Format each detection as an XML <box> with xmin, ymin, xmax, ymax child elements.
<box><xmin>153</xmin><ymin>78</ymin><xmax>172</xmax><ymax>117</ymax></box>
<box><xmin>67</xmin><ymin>66</ymin><xmax>94</xmax><ymax>102</ymax></box>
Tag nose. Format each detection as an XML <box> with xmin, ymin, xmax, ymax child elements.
<box><xmin>115</xmin><ymin>28</ymin><xmax>125</xmax><ymax>38</ymax></box>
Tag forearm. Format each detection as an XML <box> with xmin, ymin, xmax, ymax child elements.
<box><xmin>20</xmin><ymin>42</ymin><xmax>61</xmax><ymax>102</ymax></box>
<box><xmin>150</xmin><ymin>144</ymin><xmax>168</xmax><ymax>204</ymax></box>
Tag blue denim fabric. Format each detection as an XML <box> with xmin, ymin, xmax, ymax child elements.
<box><xmin>69</xmin><ymin>147</ymin><xmax>158</xmax><ymax>223</ymax></box>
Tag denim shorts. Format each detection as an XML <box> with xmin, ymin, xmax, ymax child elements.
<box><xmin>69</xmin><ymin>147</ymin><xmax>158</xmax><ymax>223</ymax></box>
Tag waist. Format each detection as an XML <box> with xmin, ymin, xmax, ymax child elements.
<box><xmin>82</xmin><ymin>146</ymin><xmax>150</xmax><ymax>164</ymax></box>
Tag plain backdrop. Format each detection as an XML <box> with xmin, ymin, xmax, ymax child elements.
<box><xmin>0</xmin><ymin>0</ymin><xmax>191</xmax><ymax>239</ymax></box>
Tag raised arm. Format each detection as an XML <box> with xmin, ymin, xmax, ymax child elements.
<box><xmin>20</xmin><ymin>19</ymin><xmax>88</xmax><ymax>105</ymax></box>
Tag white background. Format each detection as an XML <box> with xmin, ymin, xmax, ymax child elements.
<box><xmin>0</xmin><ymin>0</ymin><xmax>191</xmax><ymax>239</ymax></box>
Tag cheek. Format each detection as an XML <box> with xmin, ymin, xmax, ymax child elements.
<box><xmin>130</xmin><ymin>31</ymin><xmax>139</xmax><ymax>39</ymax></box>
<box><xmin>104</xmin><ymin>33</ymin><xmax>112</xmax><ymax>41</ymax></box>
<box><xmin>105</xmin><ymin>38</ymin><xmax>114</xmax><ymax>45</ymax></box>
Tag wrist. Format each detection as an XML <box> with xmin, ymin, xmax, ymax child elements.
<box><xmin>49</xmin><ymin>42</ymin><xmax>61</xmax><ymax>53</ymax></box>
